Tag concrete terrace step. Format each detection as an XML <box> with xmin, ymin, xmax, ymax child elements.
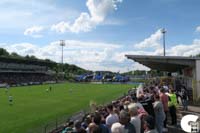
<box><xmin>166</xmin><ymin>105</ymin><xmax>200</xmax><ymax>133</ymax></box>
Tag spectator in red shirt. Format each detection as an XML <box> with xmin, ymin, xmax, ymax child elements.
<box><xmin>160</xmin><ymin>88</ymin><xmax>169</xmax><ymax>132</ymax></box>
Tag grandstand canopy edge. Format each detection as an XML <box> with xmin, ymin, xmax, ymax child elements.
<box><xmin>125</xmin><ymin>55</ymin><xmax>200</xmax><ymax>101</ymax></box>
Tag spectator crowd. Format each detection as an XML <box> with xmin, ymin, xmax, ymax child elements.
<box><xmin>59</xmin><ymin>78</ymin><xmax>189</xmax><ymax>133</ymax></box>
<box><xmin>0</xmin><ymin>73</ymin><xmax>57</xmax><ymax>85</ymax></box>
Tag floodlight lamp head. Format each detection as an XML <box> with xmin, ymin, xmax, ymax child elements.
<box><xmin>60</xmin><ymin>40</ymin><xmax>65</xmax><ymax>46</ymax></box>
<box><xmin>161</xmin><ymin>28</ymin><xmax>166</xmax><ymax>34</ymax></box>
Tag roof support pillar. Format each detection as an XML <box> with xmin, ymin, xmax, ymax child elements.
<box><xmin>193</xmin><ymin>60</ymin><xmax>200</xmax><ymax>101</ymax></box>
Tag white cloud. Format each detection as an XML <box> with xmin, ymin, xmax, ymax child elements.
<box><xmin>0</xmin><ymin>0</ymin><xmax>79</xmax><ymax>32</ymax></box>
<box><xmin>87</xmin><ymin>0</ymin><xmax>122</xmax><ymax>23</ymax></box>
<box><xmin>167</xmin><ymin>39</ymin><xmax>200</xmax><ymax>56</ymax></box>
<box><xmin>51</xmin><ymin>0</ymin><xmax>123</xmax><ymax>33</ymax></box>
<box><xmin>24</xmin><ymin>26</ymin><xmax>44</xmax><ymax>38</ymax></box>
<box><xmin>133</xmin><ymin>28</ymin><xmax>200</xmax><ymax>57</ymax></box>
<box><xmin>51</xmin><ymin>21</ymin><xmax>70</xmax><ymax>33</ymax></box>
<box><xmin>134</xmin><ymin>29</ymin><xmax>162</xmax><ymax>49</ymax></box>
<box><xmin>0</xmin><ymin>40</ymin><xmax>128</xmax><ymax>72</ymax></box>
<box><xmin>133</xmin><ymin>62</ymin><xmax>150</xmax><ymax>71</ymax></box>
<box><xmin>131</xmin><ymin>29</ymin><xmax>200</xmax><ymax>55</ymax></box>
<box><xmin>51</xmin><ymin>13</ymin><xmax>94</xmax><ymax>33</ymax></box>
<box><xmin>70</xmin><ymin>13</ymin><xmax>94</xmax><ymax>33</ymax></box>
<box><xmin>196</xmin><ymin>26</ymin><xmax>200</xmax><ymax>32</ymax></box>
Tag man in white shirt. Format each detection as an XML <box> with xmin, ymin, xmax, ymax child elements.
<box><xmin>106</xmin><ymin>104</ymin><xmax>119</xmax><ymax>129</ymax></box>
<box><xmin>128</xmin><ymin>103</ymin><xmax>141</xmax><ymax>133</ymax></box>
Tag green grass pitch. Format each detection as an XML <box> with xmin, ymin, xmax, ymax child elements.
<box><xmin>0</xmin><ymin>82</ymin><xmax>134</xmax><ymax>133</ymax></box>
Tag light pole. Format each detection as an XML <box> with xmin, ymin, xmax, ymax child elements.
<box><xmin>60</xmin><ymin>40</ymin><xmax>65</xmax><ymax>72</ymax></box>
<box><xmin>161</xmin><ymin>28</ymin><xmax>166</xmax><ymax>56</ymax></box>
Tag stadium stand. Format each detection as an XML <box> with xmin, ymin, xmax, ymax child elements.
<box><xmin>0</xmin><ymin>56</ymin><xmax>58</xmax><ymax>86</ymax></box>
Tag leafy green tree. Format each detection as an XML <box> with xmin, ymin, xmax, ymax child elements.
<box><xmin>147</xmin><ymin>70</ymin><xmax>164</xmax><ymax>77</ymax></box>
<box><xmin>0</xmin><ymin>48</ymin><xmax>9</xmax><ymax>56</ymax></box>
<box><xmin>133</xmin><ymin>70</ymin><xmax>146</xmax><ymax>75</ymax></box>
<box><xmin>196</xmin><ymin>53</ymin><xmax>200</xmax><ymax>57</ymax></box>
<box><xmin>25</xmin><ymin>55</ymin><xmax>30</xmax><ymax>59</ymax></box>
<box><xmin>25</xmin><ymin>55</ymin><xmax>37</xmax><ymax>60</ymax></box>
<box><xmin>10</xmin><ymin>52</ymin><xmax>22</xmax><ymax>58</ymax></box>
<box><xmin>30</xmin><ymin>55</ymin><xmax>37</xmax><ymax>60</ymax></box>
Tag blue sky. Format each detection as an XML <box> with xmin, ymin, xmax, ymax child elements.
<box><xmin>1</xmin><ymin>0</ymin><xmax>200</xmax><ymax>72</ymax></box>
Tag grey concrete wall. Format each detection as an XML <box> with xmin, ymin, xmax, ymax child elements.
<box><xmin>195</xmin><ymin>60</ymin><xmax>200</xmax><ymax>100</ymax></box>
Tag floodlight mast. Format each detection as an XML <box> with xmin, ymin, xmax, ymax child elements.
<box><xmin>60</xmin><ymin>40</ymin><xmax>65</xmax><ymax>72</ymax></box>
<box><xmin>161</xmin><ymin>28</ymin><xmax>166</xmax><ymax>56</ymax></box>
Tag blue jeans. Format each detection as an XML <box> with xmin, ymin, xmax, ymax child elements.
<box><xmin>155</xmin><ymin>115</ymin><xmax>164</xmax><ymax>133</ymax></box>
<box><xmin>182</xmin><ymin>99</ymin><xmax>188</xmax><ymax>110</ymax></box>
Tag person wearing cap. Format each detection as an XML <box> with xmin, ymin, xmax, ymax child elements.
<box><xmin>143</xmin><ymin>115</ymin><xmax>158</xmax><ymax>133</ymax></box>
<box><xmin>119</xmin><ymin>110</ymin><xmax>136</xmax><ymax>133</ymax></box>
